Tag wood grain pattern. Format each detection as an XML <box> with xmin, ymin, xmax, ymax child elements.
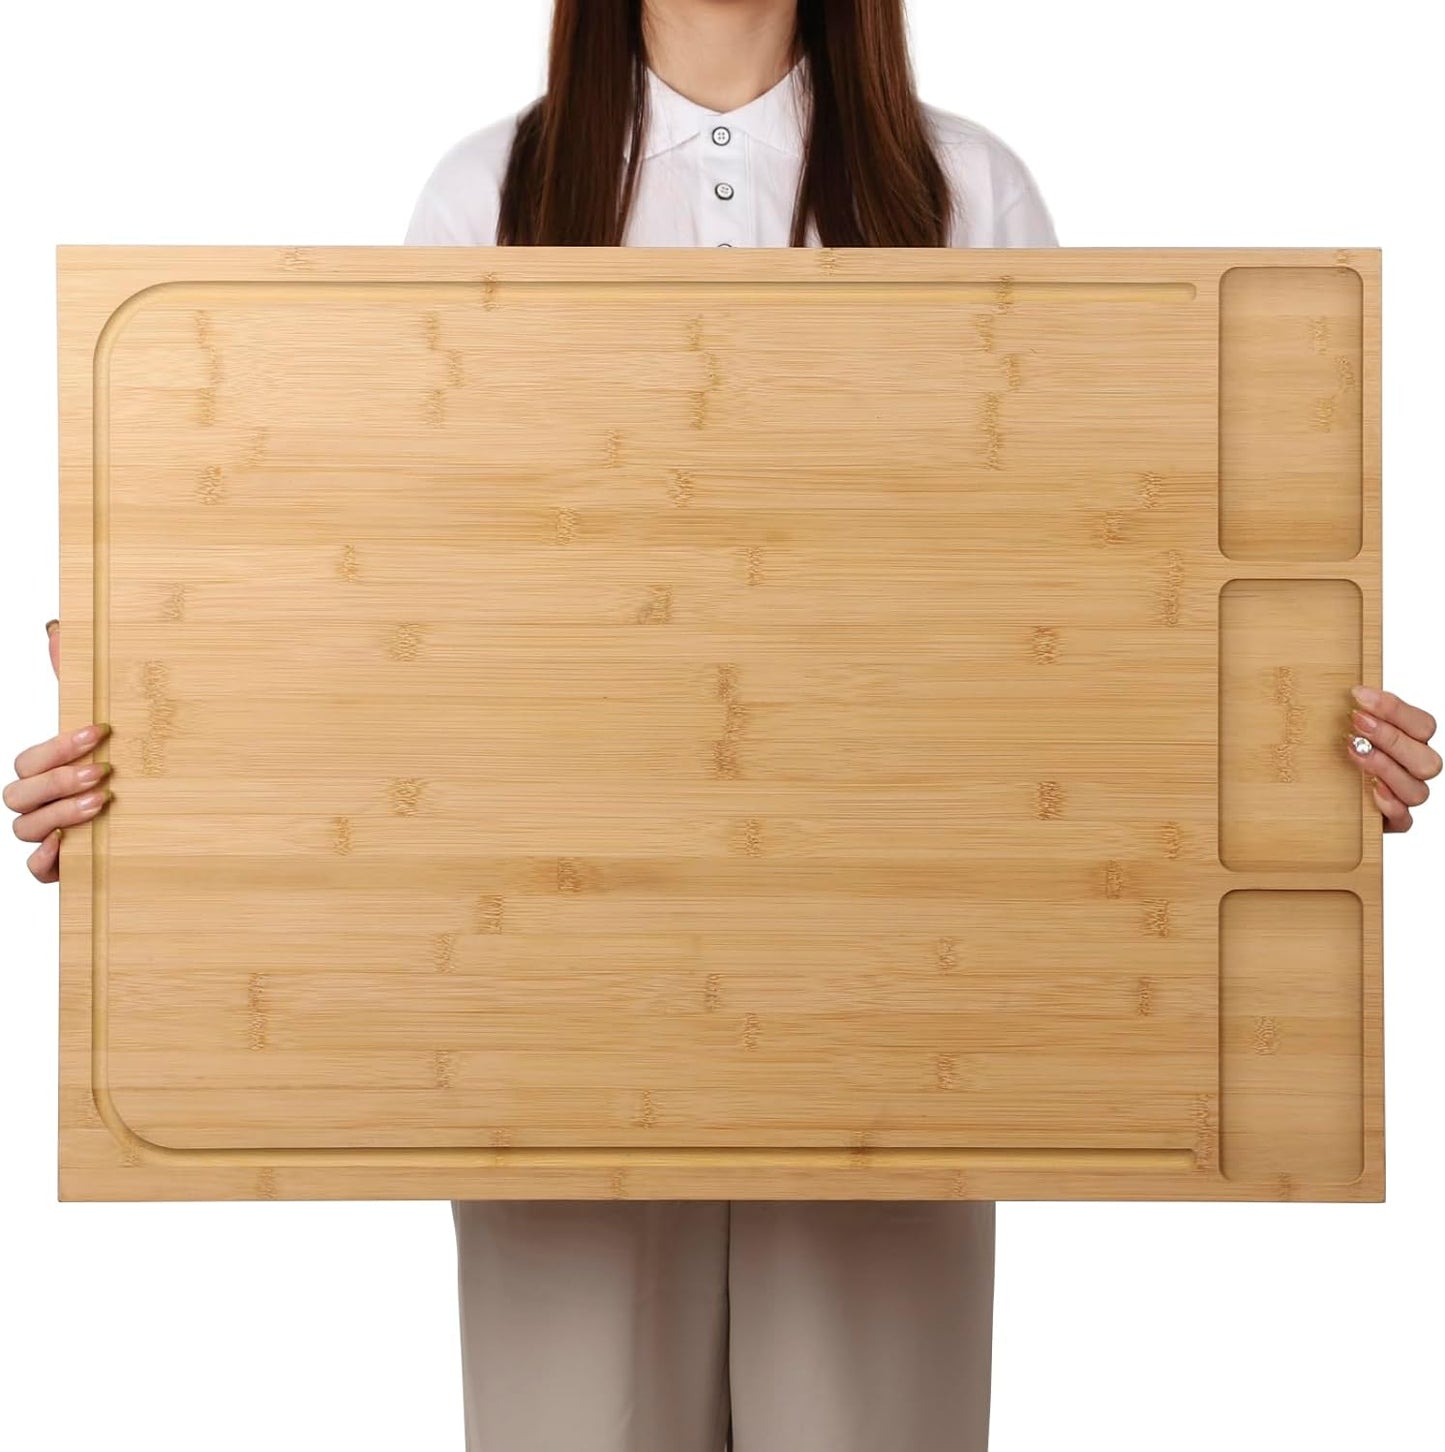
<box><xmin>56</xmin><ymin>246</ymin><xmax>1382</xmax><ymax>1202</ymax></box>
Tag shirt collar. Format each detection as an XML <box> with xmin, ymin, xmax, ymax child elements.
<box><xmin>627</xmin><ymin>56</ymin><xmax>810</xmax><ymax>162</ymax></box>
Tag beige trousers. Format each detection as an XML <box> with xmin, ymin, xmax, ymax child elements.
<box><xmin>452</xmin><ymin>1198</ymin><xmax>996</xmax><ymax>1452</ymax></box>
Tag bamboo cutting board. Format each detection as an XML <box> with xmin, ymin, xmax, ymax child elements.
<box><xmin>57</xmin><ymin>246</ymin><xmax>1382</xmax><ymax>1203</ymax></box>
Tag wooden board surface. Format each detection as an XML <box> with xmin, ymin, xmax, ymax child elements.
<box><xmin>56</xmin><ymin>245</ymin><xmax>1382</xmax><ymax>1202</ymax></box>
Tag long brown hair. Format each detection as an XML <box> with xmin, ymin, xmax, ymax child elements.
<box><xmin>497</xmin><ymin>0</ymin><xmax>953</xmax><ymax>247</ymax></box>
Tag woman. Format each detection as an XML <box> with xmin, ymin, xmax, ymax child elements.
<box><xmin>9</xmin><ymin>2</ymin><xmax>1440</xmax><ymax>1449</ymax></box>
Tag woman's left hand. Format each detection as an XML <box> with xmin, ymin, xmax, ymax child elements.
<box><xmin>1345</xmin><ymin>685</ymin><xmax>1440</xmax><ymax>833</ymax></box>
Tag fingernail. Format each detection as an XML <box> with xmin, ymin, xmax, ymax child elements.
<box><xmin>52</xmin><ymin>827</ymin><xmax>64</xmax><ymax>845</ymax></box>
<box><xmin>1352</xmin><ymin>686</ymin><xmax>1382</xmax><ymax>710</ymax></box>
<box><xmin>76</xmin><ymin>789</ymin><xmax>108</xmax><ymax>812</ymax></box>
<box><xmin>1351</xmin><ymin>709</ymin><xmax>1379</xmax><ymax>733</ymax></box>
<box><xmin>73</xmin><ymin>723</ymin><xmax>109</xmax><ymax>748</ymax></box>
<box><xmin>45</xmin><ymin>619</ymin><xmax>59</xmax><ymax>637</ymax></box>
<box><xmin>75</xmin><ymin>762</ymin><xmax>111</xmax><ymax>787</ymax></box>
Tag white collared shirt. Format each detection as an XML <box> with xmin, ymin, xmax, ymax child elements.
<box><xmin>404</xmin><ymin>59</ymin><xmax>1058</xmax><ymax>250</ymax></box>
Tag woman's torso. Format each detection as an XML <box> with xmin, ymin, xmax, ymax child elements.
<box><xmin>404</xmin><ymin>59</ymin><xmax>1058</xmax><ymax>251</ymax></box>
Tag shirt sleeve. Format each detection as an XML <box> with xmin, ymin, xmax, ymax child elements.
<box><xmin>400</xmin><ymin>113</ymin><xmax>518</xmax><ymax>246</ymax></box>
<box><xmin>930</xmin><ymin>113</ymin><xmax>1061</xmax><ymax>250</ymax></box>
<box><xmin>994</xmin><ymin>175</ymin><xmax>1059</xmax><ymax>248</ymax></box>
<box><xmin>402</xmin><ymin>183</ymin><xmax>471</xmax><ymax>246</ymax></box>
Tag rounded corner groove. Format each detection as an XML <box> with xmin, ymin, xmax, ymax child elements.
<box><xmin>93</xmin><ymin>1076</ymin><xmax>192</xmax><ymax>1162</ymax></box>
<box><xmin>93</xmin><ymin>279</ymin><xmax>197</xmax><ymax>367</ymax></box>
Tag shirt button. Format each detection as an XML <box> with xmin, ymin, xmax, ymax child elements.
<box><xmin>711</xmin><ymin>125</ymin><xmax>731</xmax><ymax>146</ymax></box>
<box><xmin>714</xmin><ymin>181</ymin><xmax>735</xmax><ymax>201</ymax></box>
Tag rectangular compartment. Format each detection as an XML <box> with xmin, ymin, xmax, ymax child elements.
<box><xmin>1219</xmin><ymin>890</ymin><xmax>1363</xmax><ymax>1184</ymax></box>
<box><xmin>1219</xmin><ymin>578</ymin><xmax>1363</xmax><ymax>870</ymax></box>
<box><xmin>1219</xmin><ymin>266</ymin><xmax>1363</xmax><ymax>560</ymax></box>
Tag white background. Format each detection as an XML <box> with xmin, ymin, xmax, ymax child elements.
<box><xmin>2</xmin><ymin>1</ymin><xmax>1441</xmax><ymax>1447</ymax></box>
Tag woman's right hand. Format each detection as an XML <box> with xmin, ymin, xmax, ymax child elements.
<box><xmin>3</xmin><ymin>620</ymin><xmax>113</xmax><ymax>883</ymax></box>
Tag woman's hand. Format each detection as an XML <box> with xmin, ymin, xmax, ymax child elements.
<box><xmin>3</xmin><ymin>620</ymin><xmax>112</xmax><ymax>882</ymax></box>
<box><xmin>1345</xmin><ymin>684</ymin><xmax>1440</xmax><ymax>833</ymax></box>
